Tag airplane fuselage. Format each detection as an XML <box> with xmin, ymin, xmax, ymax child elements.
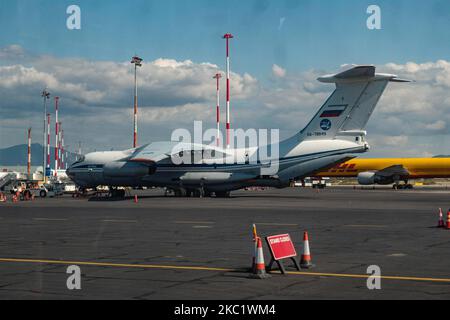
<box><xmin>67</xmin><ymin>139</ymin><xmax>367</xmax><ymax>192</ymax></box>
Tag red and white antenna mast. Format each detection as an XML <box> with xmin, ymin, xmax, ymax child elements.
<box><xmin>131</xmin><ymin>55</ymin><xmax>143</xmax><ymax>148</ymax></box>
<box><xmin>223</xmin><ymin>33</ymin><xmax>234</xmax><ymax>149</ymax></box>
<box><xmin>27</xmin><ymin>128</ymin><xmax>32</xmax><ymax>176</ymax></box>
<box><xmin>60</xmin><ymin>125</ymin><xmax>64</xmax><ymax>170</ymax></box>
<box><xmin>47</xmin><ymin>114</ymin><xmax>51</xmax><ymax>176</ymax></box>
<box><xmin>213</xmin><ymin>73</ymin><xmax>222</xmax><ymax>147</ymax></box>
<box><xmin>54</xmin><ymin>97</ymin><xmax>59</xmax><ymax>176</ymax></box>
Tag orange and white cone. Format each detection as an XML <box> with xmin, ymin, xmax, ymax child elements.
<box><xmin>250</xmin><ymin>237</ymin><xmax>270</xmax><ymax>279</ymax></box>
<box><xmin>446</xmin><ymin>209</ymin><xmax>450</xmax><ymax>230</ymax></box>
<box><xmin>251</xmin><ymin>224</ymin><xmax>258</xmax><ymax>272</ymax></box>
<box><xmin>300</xmin><ymin>232</ymin><xmax>314</xmax><ymax>269</ymax></box>
<box><xmin>438</xmin><ymin>208</ymin><xmax>445</xmax><ymax>228</ymax></box>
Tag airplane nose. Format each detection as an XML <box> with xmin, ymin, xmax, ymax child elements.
<box><xmin>66</xmin><ymin>167</ymin><xmax>74</xmax><ymax>178</ymax></box>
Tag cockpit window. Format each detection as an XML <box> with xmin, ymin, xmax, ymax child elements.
<box><xmin>72</xmin><ymin>155</ymin><xmax>85</xmax><ymax>165</ymax></box>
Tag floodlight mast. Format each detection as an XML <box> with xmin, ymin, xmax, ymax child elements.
<box><xmin>223</xmin><ymin>33</ymin><xmax>234</xmax><ymax>148</ymax></box>
<box><xmin>131</xmin><ymin>56</ymin><xmax>143</xmax><ymax>148</ymax></box>
<box><xmin>41</xmin><ymin>89</ymin><xmax>50</xmax><ymax>177</ymax></box>
<box><xmin>213</xmin><ymin>73</ymin><xmax>222</xmax><ymax>147</ymax></box>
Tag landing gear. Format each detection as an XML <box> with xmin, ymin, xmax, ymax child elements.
<box><xmin>110</xmin><ymin>188</ymin><xmax>125</xmax><ymax>198</ymax></box>
<box><xmin>215</xmin><ymin>191</ymin><xmax>231</xmax><ymax>198</ymax></box>
<box><xmin>167</xmin><ymin>187</ymin><xmax>210</xmax><ymax>198</ymax></box>
<box><xmin>192</xmin><ymin>188</ymin><xmax>205</xmax><ymax>198</ymax></box>
<box><xmin>393</xmin><ymin>181</ymin><xmax>414</xmax><ymax>190</ymax></box>
<box><xmin>174</xmin><ymin>188</ymin><xmax>187</xmax><ymax>197</ymax></box>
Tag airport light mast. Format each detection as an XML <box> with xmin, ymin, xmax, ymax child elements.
<box><xmin>223</xmin><ymin>33</ymin><xmax>233</xmax><ymax>149</ymax></box>
<box><xmin>47</xmin><ymin>114</ymin><xmax>51</xmax><ymax>175</ymax></box>
<box><xmin>131</xmin><ymin>55</ymin><xmax>143</xmax><ymax>148</ymax></box>
<box><xmin>41</xmin><ymin>89</ymin><xmax>50</xmax><ymax>177</ymax></box>
<box><xmin>54</xmin><ymin>97</ymin><xmax>59</xmax><ymax>176</ymax></box>
<box><xmin>213</xmin><ymin>73</ymin><xmax>222</xmax><ymax>147</ymax></box>
<box><xmin>27</xmin><ymin>128</ymin><xmax>32</xmax><ymax>176</ymax></box>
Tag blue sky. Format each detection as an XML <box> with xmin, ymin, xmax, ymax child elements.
<box><xmin>0</xmin><ymin>0</ymin><xmax>449</xmax><ymax>156</ymax></box>
<box><xmin>2</xmin><ymin>0</ymin><xmax>450</xmax><ymax>79</ymax></box>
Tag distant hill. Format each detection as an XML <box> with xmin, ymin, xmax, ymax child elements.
<box><xmin>433</xmin><ymin>155</ymin><xmax>450</xmax><ymax>158</ymax></box>
<box><xmin>0</xmin><ymin>143</ymin><xmax>77</xmax><ymax>167</ymax></box>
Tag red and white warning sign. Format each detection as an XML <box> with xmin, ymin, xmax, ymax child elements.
<box><xmin>266</xmin><ymin>234</ymin><xmax>297</xmax><ymax>261</ymax></box>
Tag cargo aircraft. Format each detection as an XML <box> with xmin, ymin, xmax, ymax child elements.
<box><xmin>316</xmin><ymin>157</ymin><xmax>450</xmax><ymax>189</ymax></box>
<box><xmin>67</xmin><ymin>65</ymin><xmax>409</xmax><ymax>197</ymax></box>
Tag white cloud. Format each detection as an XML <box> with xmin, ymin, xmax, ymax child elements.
<box><xmin>0</xmin><ymin>45</ymin><xmax>449</xmax><ymax>157</ymax></box>
<box><xmin>272</xmin><ymin>64</ymin><xmax>286</xmax><ymax>78</ymax></box>
<box><xmin>424</xmin><ymin>120</ymin><xmax>446</xmax><ymax>131</ymax></box>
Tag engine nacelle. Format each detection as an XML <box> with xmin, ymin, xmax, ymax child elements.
<box><xmin>357</xmin><ymin>171</ymin><xmax>376</xmax><ymax>185</ymax></box>
<box><xmin>103</xmin><ymin>161</ymin><xmax>154</xmax><ymax>177</ymax></box>
<box><xmin>357</xmin><ymin>171</ymin><xmax>394</xmax><ymax>185</ymax></box>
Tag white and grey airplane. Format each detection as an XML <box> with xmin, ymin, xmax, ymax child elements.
<box><xmin>67</xmin><ymin>65</ymin><xmax>409</xmax><ymax>197</ymax></box>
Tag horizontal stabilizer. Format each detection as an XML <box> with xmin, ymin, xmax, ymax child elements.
<box><xmin>335</xmin><ymin>65</ymin><xmax>375</xmax><ymax>79</ymax></box>
<box><xmin>318</xmin><ymin>65</ymin><xmax>411</xmax><ymax>84</ymax></box>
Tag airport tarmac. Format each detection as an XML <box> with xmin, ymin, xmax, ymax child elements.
<box><xmin>0</xmin><ymin>187</ymin><xmax>450</xmax><ymax>300</ymax></box>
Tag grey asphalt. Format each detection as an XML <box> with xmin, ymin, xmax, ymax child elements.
<box><xmin>0</xmin><ymin>187</ymin><xmax>450</xmax><ymax>300</ymax></box>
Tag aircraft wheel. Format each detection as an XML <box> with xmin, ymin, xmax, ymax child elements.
<box><xmin>193</xmin><ymin>188</ymin><xmax>205</xmax><ymax>198</ymax></box>
<box><xmin>175</xmin><ymin>188</ymin><xmax>187</xmax><ymax>197</ymax></box>
<box><xmin>204</xmin><ymin>190</ymin><xmax>212</xmax><ymax>198</ymax></box>
<box><xmin>215</xmin><ymin>191</ymin><xmax>230</xmax><ymax>198</ymax></box>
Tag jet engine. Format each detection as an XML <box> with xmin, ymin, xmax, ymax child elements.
<box><xmin>357</xmin><ymin>172</ymin><xmax>376</xmax><ymax>185</ymax></box>
<box><xmin>357</xmin><ymin>171</ymin><xmax>394</xmax><ymax>185</ymax></box>
<box><xmin>103</xmin><ymin>161</ymin><xmax>155</xmax><ymax>177</ymax></box>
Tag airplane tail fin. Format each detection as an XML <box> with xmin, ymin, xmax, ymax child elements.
<box><xmin>300</xmin><ymin>65</ymin><xmax>410</xmax><ymax>141</ymax></box>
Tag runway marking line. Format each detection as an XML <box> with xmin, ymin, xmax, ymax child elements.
<box><xmin>102</xmin><ymin>220</ymin><xmax>138</xmax><ymax>223</ymax></box>
<box><xmin>344</xmin><ymin>225</ymin><xmax>387</xmax><ymax>228</ymax></box>
<box><xmin>1</xmin><ymin>258</ymin><xmax>450</xmax><ymax>284</ymax></box>
<box><xmin>255</xmin><ymin>223</ymin><xmax>298</xmax><ymax>227</ymax></box>
<box><xmin>174</xmin><ymin>221</ymin><xmax>215</xmax><ymax>225</ymax></box>
<box><xmin>33</xmin><ymin>218</ymin><xmax>68</xmax><ymax>222</ymax></box>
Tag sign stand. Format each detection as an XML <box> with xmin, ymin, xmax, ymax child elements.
<box><xmin>265</xmin><ymin>234</ymin><xmax>301</xmax><ymax>275</ymax></box>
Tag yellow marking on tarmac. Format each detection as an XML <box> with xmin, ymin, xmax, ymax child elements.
<box><xmin>1</xmin><ymin>258</ymin><xmax>450</xmax><ymax>284</ymax></box>
<box><xmin>174</xmin><ymin>221</ymin><xmax>215</xmax><ymax>225</ymax></box>
<box><xmin>255</xmin><ymin>223</ymin><xmax>298</xmax><ymax>227</ymax></box>
<box><xmin>283</xmin><ymin>271</ymin><xmax>450</xmax><ymax>283</ymax></box>
<box><xmin>33</xmin><ymin>218</ymin><xmax>68</xmax><ymax>222</ymax></box>
<box><xmin>344</xmin><ymin>224</ymin><xmax>387</xmax><ymax>228</ymax></box>
<box><xmin>0</xmin><ymin>258</ymin><xmax>233</xmax><ymax>273</ymax></box>
<box><xmin>102</xmin><ymin>220</ymin><xmax>138</xmax><ymax>223</ymax></box>
<box><xmin>192</xmin><ymin>225</ymin><xmax>213</xmax><ymax>229</ymax></box>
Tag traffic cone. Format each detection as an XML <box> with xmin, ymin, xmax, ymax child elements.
<box><xmin>134</xmin><ymin>195</ymin><xmax>138</xmax><ymax>203</ymax></box>
<box><xmin>438</xmin><ymin>208</ymin><xmax>445</xmax><ymax>228</ymax></box>
<box><xmin>250</xmin><ymin>237</ymin><xmax>270</xmax><ymax>279</ymax></box>
<box><xmin>446</xmin><ymin>209</ymin><xmax>450</xmax><ymax>230</ymax></box>
<box><xmin>300</xmin><ymin>232</ymin><xmax>314</xmax><ymax>269</ymax></box>
<box><xmin>251</xmin><ymin>224</ymin><xmax>257</xmax><ymax>272</ymax></box>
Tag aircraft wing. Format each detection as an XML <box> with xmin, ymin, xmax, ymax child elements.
<box><xmin>127</xmin><ymin>142</ymin><xmax>178</xmax><ymax>165</ymax></box>
<box><xmin>375</xmin><ymin>165</ymin><xmax>410</xmax><ymax>177</ymax></box>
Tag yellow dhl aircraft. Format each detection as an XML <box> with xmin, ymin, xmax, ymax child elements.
<box><xmin>316</xmin><ymin>158</ymin><xmax>450</xmax><ymax>189</ymax></box>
